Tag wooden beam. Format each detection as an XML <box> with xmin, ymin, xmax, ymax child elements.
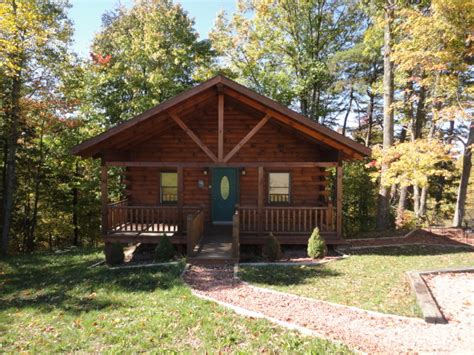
<box><xmin>223</xmin><ymin>89</ymin><xmax>363</xmax><ymax>159</ymax></box>
<box><xmin>177</xmin><ymin>166</ymin><xmax>184</xmax><ymax>231</ymax></box>
<box><xmin>336</xmin><ymin>163</ymin><xmax>343</xmax><ymax>238</ymax></box>
<box><xmin>169</xmin><ymin>112</ymin><xmax>218</xmax><ymax>162</ymax></box>
<box><xmin>106</xmin><ymin>161</ymin><xmax>338</xmax><ymax>168</ymax></box>
<box><xmin>218</xmin><ymin>93</ymin><xmax>224</xmax><ymax>161</ymax></box>
<box><xmin>101</xmin><ymin>163</ymin><xmax>108</xmax><ymax>236</ymax></box>
<box><xmin>257</xmin><ymin>166</ymin><xmax>264</xmax><ymax>236</ymax></box>
<box><xmin>223</xmin><ymin>114</ymin><xmax>270</xmax><ymax>163</ymax></box>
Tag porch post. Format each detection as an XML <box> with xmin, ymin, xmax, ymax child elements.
<box><xmin>100</xmin><ymin>162</ymin><xmax>108</xmax><ymax>236</ymax></box>
<box><xmin>177</xmin><ymin>167</ymin><xmax>184</xmax><ymax>232</ymax></box>
<box><xmin>336</xmin><ymin>161</ymin><xmax>343</xmax><ymax>238</ymax></box>
<box><xmin>257</xmin><ymin>166</ymin><xmax>264</xmax><ymax>236</ymax></box>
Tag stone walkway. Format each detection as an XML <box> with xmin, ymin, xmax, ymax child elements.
<box><xmin>184</xmin><ymin>265</ymin><xmax>474</xmax><ymax>353</ymax></box>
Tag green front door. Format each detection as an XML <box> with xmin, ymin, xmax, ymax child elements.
<box><xmin>211</xmin><ymin>168</ymin><xmax>239</xmax><ymax>223</ymax></box>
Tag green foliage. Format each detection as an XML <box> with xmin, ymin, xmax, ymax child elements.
<box><xmin>86</xmin><ymin>0</ymin><xmax>216</xmax><ymax>126</ymax></box>
<box><xmin>371</xmin><ymin>139</ymin><xmax>453</xmax><ymax>189</ymax></box>
<box><xmin>262</xmin><ymin>233</ymin><xmax>282</xmax><ymax>262</ymax></box>
<box><xmin>335</xmin><ymin>161</ymin><xmax>378</xmax><ymax>237</ymax></box>
<box><xmin>307</xmin><ymin>228</ymin><xmax>327</xmax><ymax>259</ymax></box>
<box><xmin>104</xmin><ymin>243</ymin><xmax>124</xmax><ymax>265</ymax></box>
<box><xmin>210</xmin><ymin>0</ymin><xmax>365</xmax><ymax>124</ymax></box>
<box><xmin>154</xmin><ymin>236</ymin><xmax>176</xmax><ymax>262</ymax></box>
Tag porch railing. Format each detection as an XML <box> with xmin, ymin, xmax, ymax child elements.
<box><xmin>107</xmin><ymin>203</ymin><xmax>200</xmax><ymax>234</ymax></box>
<box><xmin>238</xmin><ymin>205</ymin><xmax>336</xmax><ymax>234</ymax></box>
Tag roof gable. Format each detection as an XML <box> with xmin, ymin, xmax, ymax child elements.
<box><xmin>71</xmin><ymin>75</ymin><xmax>371</xmax><ymax>159</ymax></box>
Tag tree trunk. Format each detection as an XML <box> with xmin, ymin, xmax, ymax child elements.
<box><xmin>414</xmin><ymin>185</ymin><xmax>420</xmax><ymax>217</ymax></box>
<box><xmin>376</xmin><ymin>0</ymin><xmax>395</xmax><ymax>231</ymax></box>
<box><xmin>72</xmin><ymin>163</ymin><xmax>80</xmax><ymax>246</ymax></box>
<box><xmin>365</xmin><ymin>91</ymin><xmax>375</xmax><ymax>147</ymax></box>
<box><xmin>453</xmin><ymin>120</ymin><xmax>474</xmax><ymax>227</ymax></box>
<box><xmin>1</xmin><ymin>76</ymin><xmax>21</xmax><ymax>256</ymax></box>
<box><xmin>1</xmin><ymin>0</ymin><xmax>21</xmax><ymax>256</ymax></box>
<box><xmin>342</xmin><ymin>85</ymin><xmax>354</xmax><ymax>136</ymax></box>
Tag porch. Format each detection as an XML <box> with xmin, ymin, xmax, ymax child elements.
<box><xmin>104</xmin><ymin>202</ymin><xmax>343</xmax><ymax>261</ymax></box>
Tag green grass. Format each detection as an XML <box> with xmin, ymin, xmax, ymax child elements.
<box><xmin>0</xmin><ymin>249</ymin><xmax>350</xmax><ymax>353</ymax></box>
<box><xmin>239</xmin><ymin>245</ymin><xmax>474</xmax><ymax>318</ymax></box>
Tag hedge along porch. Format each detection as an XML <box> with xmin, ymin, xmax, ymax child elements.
<box><xmin>72</xmin><ymin>75</ymin><xmax>371</xmax><ymax>261</ymax></box>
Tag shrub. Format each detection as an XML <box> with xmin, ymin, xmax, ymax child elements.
<box><xmin>307</xmin><ymin>227</ymin><xmax>327</xmax><ymax>259</ymax></box>
<box><xmin>262</xmin><ymin>232</ymin><xmax>282</xmax><ymax>261</ymax></box>
<box><xmin>154</xmin><ymin>236</ymin><xmax>176</xmax><ymax>262</ymax></box>
<box><xmin>395</xmin><ymin>210</ymin><xmax>418</xmax><ymax>230</ymax></box>
<box><xmin>104</xmin><ymin>243</ymin><xmax>124</xmax><ymax>266</ymax></box>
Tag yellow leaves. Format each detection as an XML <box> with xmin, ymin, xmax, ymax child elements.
<box><xmin>371</xmin><ymin>139</ymin><xmax>453</xmax><ymax>188</ymax></box>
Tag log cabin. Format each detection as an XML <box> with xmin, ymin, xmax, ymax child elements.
<box><xmin>72</xmin><ymin>75</ymin><xmax>370</xmax><ymax>263</ymax></box>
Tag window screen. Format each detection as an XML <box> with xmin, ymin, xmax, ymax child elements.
<box><xmin>160</xmin><ymin>172</ymin><xmax>178</xmax><ymax>203</ymax></box>
<box><xmin>268</xmin><ymin>172</ymin><xmax>290</xmax><ymax>204</ymax></box>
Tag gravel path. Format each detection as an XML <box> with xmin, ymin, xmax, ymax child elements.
<box><xmin>424</xmin><ymin>272</ymin><xmax>474</xmax><ymax>325</ymax></box>
<box><xmin>184</xmin><ymin>265</ymin><xmax>474</xmax><ymax>353</ymax></box>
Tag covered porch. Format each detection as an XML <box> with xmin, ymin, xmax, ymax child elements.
<box><xmin>100</xmin><ymin>160</ymin><xmax>344</xmax><ymax>259</ymax></box>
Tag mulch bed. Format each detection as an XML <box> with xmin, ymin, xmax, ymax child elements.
<box><xmin>348</xmin><ymin>228</ymin><xmax>474</xmax><ymax>248</ymax></box>
<box><xmin>184</xmin><ymin>265</ymin><xmax>474</xmax><ymax>353</ymax></box>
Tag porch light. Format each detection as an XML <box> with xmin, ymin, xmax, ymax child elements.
<box><xmin>203</xmin><ymin>168</ymin><xmax>208</xmax><ymax>175</ymax></box>
<box><xmin>241</xmin><ymin>168</ymin><xmax>246</xmax><ymax>176</ymax></box>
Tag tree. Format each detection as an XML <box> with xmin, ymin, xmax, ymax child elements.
<box><xmin>0</xmin><ymin>0</ymin><xmax>73</xmax><ymax>254</ymax></box>
<box><xmin>453</xmin><ymin>121</ymin><xmax>473</xmax><ymax>227</ymax></box>
<box><xmin>85</xmin><ymin>0</ymin><xmax>215</xmax><ymax>126</ymax></box>
<box><xmin>210</xmin><ymin>0</ymin><xmax>365</xmax><ymax>125</ymax></box>
<box><xmin>375</xmin><ymin>0</ymin><xmax>395</xmax><ymax>230</ymax></box>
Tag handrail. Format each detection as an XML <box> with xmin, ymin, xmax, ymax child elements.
<box><xmin>186</xmin><ymin>209</ymin><xmax>205</xmax><ymax>257</ymax></box>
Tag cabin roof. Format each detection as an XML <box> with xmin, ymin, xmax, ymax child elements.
<box><xmin>71</xmin><ymin>75</ymin><xmax>371</xmax><ymax>159</ymax></box>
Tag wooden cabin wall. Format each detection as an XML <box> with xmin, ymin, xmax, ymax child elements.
<box><xmin>129</xmin><ymin>103</ymin><xmax>338</xmax><ymax>163</ymax></box>
<box><xmin>126</xmin><ymin>166</ymin><xmax>328</xmax><ymax>216</ymax></box>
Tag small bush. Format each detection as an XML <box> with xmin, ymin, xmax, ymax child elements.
<box><xmin>104</xmin><ymin>243</ymin><xmax>124</xmax><ymax>265</ymax></box>
<box><xmin>262</xmin><ymin>232</ymin><xmax>282</xmax><ymax>261</ymax></box>
<box><xmin>395</xmin><ymin>210</ymin><xmax>418</xmax><ymax>230</ymax></box>
<box><xmin>307</xmin><ymin>227</ymin><xmax>327</xmax><ymax>259</ymax></box>
<box><xmin>154</xmin><ymin>236</ymin><xmax>176</xmax><ymax>262</ymax></box>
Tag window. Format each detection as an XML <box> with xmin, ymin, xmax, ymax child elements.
<box><xmin>160</xmin><ymin>172</ymin><xmax>178</xmax><ymax>203</ymax></box>
<box><xmin>268</xmin><ymin>172</ymin><xmax>290</xmax><ymax>204</ymax></box>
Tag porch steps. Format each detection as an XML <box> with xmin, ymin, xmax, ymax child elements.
<box><xmin>187</xmin><ymin>226</ymin><xmax>237</xmax><ymax>265</ymax></box>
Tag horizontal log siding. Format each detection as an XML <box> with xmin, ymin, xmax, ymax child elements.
<box><xmin>126</xmin><ymin>167</ymin><xmax>328</xmax><ymax>218</ymax></box>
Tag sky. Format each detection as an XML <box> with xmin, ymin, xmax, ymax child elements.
<box><xmin>69</xmin><ymin>0</ymin><xmax>237</xmax><ymax>57</ymax></box>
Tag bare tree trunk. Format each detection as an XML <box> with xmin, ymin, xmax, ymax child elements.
<box><xmin>376</xmin><ymin>0</ymin><xmax>395</xmax><ymax>231</ymax></box>
<box><xmin>414</xmin><ymin>185</ymin><xmax>420</xmax><ymax>217</ymax></box>
<box><xmin>365</xmin><ymin>91</ymin><xmax>375</xmax><ymax>146</ymax></box>
<box><xmin>1</xmin><ymin>75</ymin><xmax>21</xmax><ymax>255</ymax></box>
<box><xmin>72</xmin><ymin>162</ymin><xmax>80</xmax><ymax>246</ymax></box>
<box><xmin>342</xmin><ymin>85</ymin><xmax>354</xmax><ymax>136</ymax></box>
<box><xmin>453</xmin><ymin>120</ymin><xmax>474</xmax><ymax>227</ymax></box>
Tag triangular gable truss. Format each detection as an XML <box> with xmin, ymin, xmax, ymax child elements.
<box><xmin>71</xmin><ymin>75</ymin><xmax>371</xmax><ymax>160</ymax></box>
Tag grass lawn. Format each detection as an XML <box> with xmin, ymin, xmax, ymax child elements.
<box><xmin>0</xmin><ymin>249</ymin><xmax>351</xmax><ymax>353</ymax></box>
<box><xmin>239</xmin><ymin>245</ymin><xmax>474</xmax><ymax>318</ymax></box>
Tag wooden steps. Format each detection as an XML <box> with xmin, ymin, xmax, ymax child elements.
<box><xmin>187</xmin><ymin>226</ymin><xmax>237</xmax><ymax>265</ymax></box>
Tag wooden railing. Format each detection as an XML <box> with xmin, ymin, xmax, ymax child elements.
<box><xmin>107</xmin><ymin>204</ymin><xmax>200</xmax><ymax>234</ymax></box>
<box><xmin>186</xmin><ymin>209</ymin><xmax>205</xmax><ymax>257</ymax></box>
<box><xmin>239</xmin><ymin>205</ymin><xmax>336</xmax><ymax>234</ymax></box>
<box><xmin>232</xmin><ymin>209</ymin><xmax>240</xmax><ymax>258</ymax></box>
